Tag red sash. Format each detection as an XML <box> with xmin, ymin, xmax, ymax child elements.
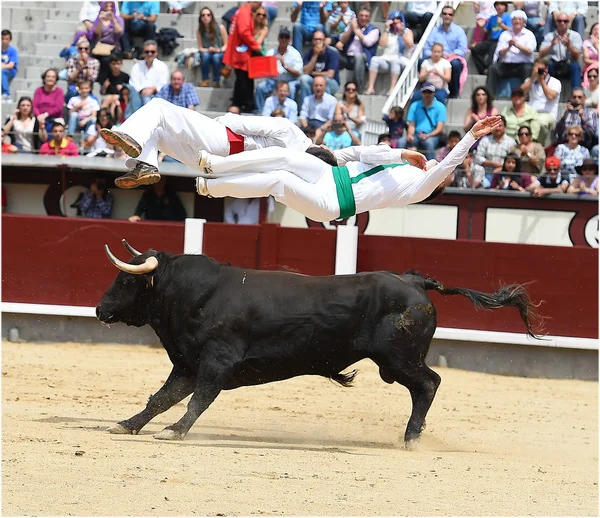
<box><xmin>226</xmin><ymin>127</ymin><xmax>244</xmax><ymax>155</ymax></box>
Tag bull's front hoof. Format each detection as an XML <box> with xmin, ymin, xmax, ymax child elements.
<box><xmin>107</xmin><ymin>423</ymin><xmax>135</xmax><ymax>435</ymax></box>
<box><xmin>154</xmin><ymin>428</ymin><xmax>184</xmax><ymax>441</ymax></box>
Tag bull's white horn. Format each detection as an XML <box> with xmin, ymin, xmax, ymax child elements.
<box><xmin>105</xmin><ymin>245</ymin><xmax>158</xmax><ymax>275</ymax></box>
<box><xmin>122</xmin><ymin>239</ymin><xmax>142</xmax><ymax>256</ymax></box>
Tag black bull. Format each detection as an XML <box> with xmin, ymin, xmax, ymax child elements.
<box><xmin>96</xmin><ymin>240</ymin><xmax>542</xmax><ymax>444</ymax></box>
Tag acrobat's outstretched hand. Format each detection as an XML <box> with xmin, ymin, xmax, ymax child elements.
<box><xmin>402</xmin><ymin>149</ymin><xmax>427</xmax><ymax>170</ymax></box>
<box><xmin>471</xmin><ymin>116</ymin><xmax>503</xmax><ymax>139</ymax></box>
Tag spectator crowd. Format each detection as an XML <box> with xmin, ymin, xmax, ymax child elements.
<box><xmin>2</xmin><ymin>0</ymin><xmax>598</xmax><ymax>208</ymax></box>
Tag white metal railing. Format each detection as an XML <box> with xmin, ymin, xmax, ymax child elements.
<box><xmin>381</xmin><ymin>0</ymin><xmax>461</xmax><ymax>114</ymax></box>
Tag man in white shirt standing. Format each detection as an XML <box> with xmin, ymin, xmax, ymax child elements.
<box><xmin>129</xmin><ymin>40</ymin><xmax>170</xmax><ymax>105</ymax></box>
<box><xmin>520</xmin><ymin>57</ymin><xmax>561</xmax><ymax>144</ymax></box>
<box><xmin>486</xmin><ymin>10</ymin><xmax>536</xmax><ymax>97</ymax></box>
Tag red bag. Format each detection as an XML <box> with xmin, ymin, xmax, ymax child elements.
<box><xmin>248</xmin><ymin>56</ymin><xmax>278</xmax><ymax>79</ymax></box>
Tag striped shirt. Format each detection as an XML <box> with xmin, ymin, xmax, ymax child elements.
<box><xmin>156</xmin><ymin>83</ymin><xmax>200</xmax><ymax>108</ymax></box>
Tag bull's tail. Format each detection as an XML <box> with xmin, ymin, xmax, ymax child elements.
<box><xmin>330</xmin><ymin>369</ymin><xmax>358</xmax><ymax>387</ymax></box>
<box><xmin>410</xmin><ymin>272</ymin><xmax>544</xmax><ymax>339</ymax></box>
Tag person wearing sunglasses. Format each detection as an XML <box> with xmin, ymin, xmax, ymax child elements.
<box><xmin>583</xmin><ymin>68</ymin><xmax>599</xmax><ymax>111</ymax></box>
<box><xmin>544</xmin><ymin>1</ymin><xmax>587</xmax><ymax>39</ymax></box>
<box><xmin>129</xmin><ymin>39</ymin><xmax>169</xmax><ymax>106</ymax></box>
<box><xmin>65</xmin><ymin>39</ymin><xmax>100</xmax><ymax>102</ymax></box>
<box><xmin>509</xmin><ymin>125</ymin><xmax>546</xmax><ymax>176</ymax></box>
<box><xmin>554</xmin><ymin>88</ymin><xmax>598</xmax><ymax>148</ymax></box>
<box><xmin>525</xmin><ymin>156</ymin><xmax>569</xmax><ymax>196</ymax></box>
<box><xmin>539</xmin><ymin>11</ymin><xmax>583</xmax><ymax>89</ymax></box>
<box><xmin>554</xmin><ymin>125</ymin><xmax>591</xmax><ymax>182</ymax></box>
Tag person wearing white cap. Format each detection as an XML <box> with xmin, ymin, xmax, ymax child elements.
<box><xmin>193</xmin><ymin>117</ymin><xmax>502</xmax><ymax>223</ymax></box>
<box><xmin>486</xmin><ymin>9</ymin><xmax>537</xmax><ymax>98</ymax></box>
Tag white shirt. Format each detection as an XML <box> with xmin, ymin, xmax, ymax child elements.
<box><xmin>548</xmin><ymin>1</ymin><xmax>587</xmax><ymax>16</ymax></box>
<box><xmin>265</xmin><ymin>45</ymin><xmax>303</xmax><ymax>82</ymax></box>
<box><xmin>420</xmin><ymin>57</ymin><xmax>451</xmax><ymax>92</ymax></box>
<box><xmin>493</xmin><ymin>28</ymin><xmax>537</xmax><ymax>64</ymax></box>
<box><xmin>523</xmin><ymin>74</ymin><xmax>562</xmax><ymax>118</ymax></box>
<box><xmin>408</xmin><ymin>1</ymin><xmax>438</xmax><ymax>16</ymax></box>
<box><xmin>129</xmin><ymin>58</ymin><xmax>170</xmax><ymax>93</ymax></box>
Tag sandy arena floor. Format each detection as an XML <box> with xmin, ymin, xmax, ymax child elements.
<box><xmin>2</xmin><ymin>340</ymin><xmax>598</xmax><ymax>516</ymax></box>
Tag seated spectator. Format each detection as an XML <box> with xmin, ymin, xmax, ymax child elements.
<box><xmin>336</xmin><ymin>7</ymin><xmax>380</xmax><ymax>94</ymax></box>
<box><xmin>76</xmin><ymin>176</ymin><xmax>114</xmax><ymax>218</ymax></box>
<box><xmin>314</xmin><ymin>114</ymin><xmax>361</xmax><ymax>150</ymax></box>
<box><xmin>334</xmin><ymin>81</ymin><xmax>364</xmax><ymax>136</ymax></box>
<box><xmin>583</xmin><ymin>23</ymin><xmax>599</xmax><ymax>66</ymax></box>
<box><xmin>291</xmin><ymin>1</ymin><xmax>331</xmax><ymax>52</ymax></box>
<box><xmin>501</xmin><ymin>87</ymin><xmax>540</xmax><ymax>141</ymax></box>
<box><xmin>471</xmin><ymin>0</ymin><xmax>498</xmax><ymax>46</ymax></box>
<box><xmin>262</xmin><ymin>80</ymin><xmax>298</xmax><ymax>123</ymax></box>
<box><xmin>33</xmin><ymin>68</ymin><xmax>65</xmax><ymax>133</ymax></box>
<box><xmin>486</xmin><ymin>10</ymin><xmax>536</xmax><ymax>98</ymax></box>
<box><xmin>226</xmin><ymin>104</ymin><xmax>241</xmax><ymax>115</ymax></box>
<box><xmin>422</xmin><ymin>6</ymin><xmax>467</xmax><ymax>99</ymax></box>
<box><xmin>1</xmin><ymin>128</ymin><xmax>17</xmax><ymax>153</ymax></box>
<box><xmin>270</xmin><ymin>107</ymin><xmax>285</xmax><ymax>117</ymax></box>
<box><xmin>157</xmin><ymin>70</ymin><xmax>199</xmax><ymax>109</ymax></box>
<box><xmin>196</xmin><ymin>7</ymin><xmax>228</xmax><ymax>88</ymax></box>
<box><xmin>167</xmin><ymin>1</ymin><xmax>193</xmax><ymax>15</ymax></box>
<box><xmin>365</xmin><ymin>11</ymin><xmax>413</xmax><ymax>96</ymax></box>
<box><xmin>99</xmin><ymin>54</ymin><xmax>130</xmax><ymax>122</ymax></box>
<box><xmin>66</xmin><ymin>40</ymin><xmax>100</xmax><ymax>102</ymax></box>
<box><xmin>472</xmin><ymin>115</ymin><xmax>516</xmax><ymax>188</ymax></box>
<box><xmin>2</xmin><ymin>96</ymin><xmax>45</xmax><ymax>153</ymax></box>
<box><xmin>584</xmin><ymin>68</ymin><xmax>599</xmax><ymax>111</ymax></box>
<box><xmin>464</xmin><ymin>86</ymin><xmax>499</xmax><ymax>134</ymax></box>
<box><xmin>400</xmin><ymin>82</ymin><xmax>447</xmax><ymax>160</ymax></box>
<box><xmin>298</xmin><ymin>30</ymin><xmax>340</xmax><ymax>108</ymax></box>
<box><xmin>510</xmin><ymin>125</ymin><xmax>546</xmax><ymax>176</ymax></box>
<box><xmin>539</xmin><ymin>11</ymin><xmax>583</xmax><ymax>89</ymax></box>
<box><xmin>471</xmin><ymin>1</ymin><xmax>511</xmax><ymax>76</ymax></box>
<box><xmin>382</xmin><ymin>106</ymin><xmax>407</xmax><ymax>148</ymax></box>
<box><xmin>544</xmin><ymin>1</ymin><xmax>586</xmax><ymax>39</ymax></box>
<box><xmin>554</xmin><ymin>88</ymin><xmax>598</xmax><ymax>148</ymax></box>
<box><xmin>520</xmin><ymin>58</ymin><xmax>560</xmax><ymax>144</ymax></box>
<box><xmin>413</xmin><ymin>43</ymin><xmax>451</xmax><ymax>104</ymax></box>
<box><xmin>1</xmin><ymin>29</ymin><xmax>18</xmax><ymax>100</ymax></box>
<box><xmin>325</xmin><ymin>1</ymin><xmax>355</xmax><ymax>46</ymax></box>
<box><xmin>253</xmin><ymin>5</ymin><xmax>270</xmax><ymax>53</ymax></box>
<box><xmin>255</xmin><ymin>27</ymin><xmax>302</xmax><ymax>113</ymax></box>
<box><xmin>452</xmin><ymin>151</ymin><xmax>476</xmax><ymax>188</ymax></box>
<box><xmin>85</xmin><ymin>108</ymin><xmax>115</xmax><ymax>156</ymax></box>
<box><xmin>377</xmin><ymin>133</ymin><xmax>392</xmax><ymax>146</ymax></box>
<box><xmin>91</xmin><ymin>2</ymin><xmax>123</xmax><ymax>58</ymax></box>
<box><xmin>128</xmin><ymin>177</ymin><xmax>186</xmax><ymax>222</ymax></box>
<box><xmin>436</xmin><ymin>130</ymin><xmax>461</xmax><ymax>162</ymax></box>
<box><xmin>67</xmin><ymin>79</ymin><xmax>100</xmax><ymax>138</ymax></box>
<box><xmin>512</xmin><ymin>1</ymin><xmax>546</xmax><ymax>47</ymax></box>
<box><xmin>555</xmin><ymin>125</ymin><xmax>591</xmax><ymax>181</ymax></box>
<box><xmin>526</xmin><ymin>156</ymin><xmax>569</xmax><ymax>196</ymax></box>
<box><xmin>298</xmin><ymin>76</ymin><xmax>337</xmax><ymax>131</ymax></box>
<box><xmin>117</xmin><ymin>84</ymin><xmax>143</xmax><ymax>122</ymax></box>
<box><xmin>120</xmin><ymin>1</ymin><xmax>159</xmax><ymax>59</ymax></box>
<box><xmin>491</xmin><ymin>153</ymin><xmax>524</xmax><ymax>190</ymax></box>
<box><xmin>129</xmin><ymin>39</ymin><xmax>169</xmax><ymax>105</ymax></box>
<box><xmin>567</xmin><ymin>158</ymin><xmax>598</xmax><ymax>195</ymax></box>
<box><xmin>39</xmin><ymin>118</ymin><xmax>79</xmax><ymax>156</ymax></box>
<box><xmin>224</xmin><ymin>197</ymin><xmax>273</xmax><ymax>224</ymax></box>
<box><xmin>404</xmin><ymin>1</ymin><xmax>436</xmax><ymax>43</ymax></box>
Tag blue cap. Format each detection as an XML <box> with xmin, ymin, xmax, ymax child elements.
<box><xmin>388</xmin><ymin>10</ymin><xmax>405</xmax><ymax>22</ymax></box>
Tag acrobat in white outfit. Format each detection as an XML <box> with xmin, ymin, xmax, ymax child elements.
<box><xmin>101</xmin><ymin>98</ymin><xmax>314</xmax><ymax>188</ymax></box>
<box><xmin>195</xmin><ymin>117</ymin><xmax>501</xmax><ymax>222</ymax></box>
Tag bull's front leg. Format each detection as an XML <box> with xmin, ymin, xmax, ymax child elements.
<box><xmin>108</xmin><ymin>364</ymin><xmax>196</xmax><ymax>435</ymax></box>
<box><xmin>154</xmin><ymin>347</ymin><xmax>236</xmax><ymax>441</ymax></box>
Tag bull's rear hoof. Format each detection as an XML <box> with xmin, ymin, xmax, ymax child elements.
<box><xmin>154</xmin><ymin>428</ymin><xmax>184</xmax><ymax>441</ymax></box>
<box><xmin>107</xmin><ymin>423</ymin><xmax>134</xmax><ymax>435</ymax></box>
<box><xmin>404</xmin><ymin>436</ymin><xmax>421</xmax><ymax>450</ymax></box>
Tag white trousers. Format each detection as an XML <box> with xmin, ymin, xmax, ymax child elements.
<box><xmin>118</xmin><ymin>98</ymin><xmax>313</xmax><ymax>174</ymax></box>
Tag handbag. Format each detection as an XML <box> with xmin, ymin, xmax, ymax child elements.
<box><xmin>248</xmin><ymin>56</ymin><xmax>277</xmax><ymax>79</ymax></box>
<box><xmin>92</xmin><ymin>42</ymin><xmax>116</xmax><ymax>57</ymax></box>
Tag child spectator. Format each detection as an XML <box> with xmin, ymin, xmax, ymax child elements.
<box><xmin>382</xmin><ymin>106</ymin><xmax>406</xmax><ymax>148</ymax></box>
<box><xmin>471</xmin><ymin>2</ymin><xmax>511</xmax><ymax>76</ymax></box>
<box><xmin>414</xmin><ymin>43</ymin><xmax>451</xmax><ymax>104</ymax></box>
<box><xmin>99</xmin><ymin>54</ymin><xmax>130</xmax><ymax>122</ymax></box>
<box><xmin>326</xmin><ymin>1</ymin><xmax>356</xmax><ymax>46</ymax></box>
<box><xmin>491</xmin><ymin>152</ymin><xmax>523</xmax><ymax>189</ymax></box>
<box><xmin>436</xmin><ymin>130</ymin><xmax>461</xmax><ymax>161</ymax></box>
<box><xmin>33</xmin><ymin>69</ymin><xmax>65</xmax><ymax>133</ymax></box>
<box><xmin>85</xmin><ymin>108</ymin><xmax>115</xmax><ymax>157</ymax></box>
<box><xmin>2</xmin><ymin>96</ymin><xmax>45</xmax><ymax>152</ymax></box>
<box><xmin>1</xmin><ymin>29</ymin><xmax>18</xmax><ymax>100</ymax></box>
<box><xmin>67</xmin><ymin>79</ymin><xmax>100</xmax><ymax>138</ymax></box>
<box><xmin>39</xmin><ymin>118</ymin><xmax>79</xmax><ymax>156</ymax></box>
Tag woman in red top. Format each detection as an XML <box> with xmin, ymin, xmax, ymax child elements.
<box><xmin>222</xmin><ymin>2</ymin><xmax>262</xmax><ymax>112</ymax></box>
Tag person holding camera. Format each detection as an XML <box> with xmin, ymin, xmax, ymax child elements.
<box><xmin>520</xmin><ymin>57</ymin><xmax>561</xmax><ymax>144</ymax></box>
<box><xmin>314</xmin><ymin>114</ymin><xmax>361</xmax><ymax>150</ymax></box>
<box><xmin>554</xmin><ymin>88</ymin><xmax>598</xmax><ymax>149</ymax></box>
<box><xmin>77</xmin><ymin>176</ymin><xmax>114</xmax><ymax>219</ymax></box>
<box><xmin>539</xmin><ymin>11</ymin><xmax>583</xmax><ymax>89</ymax></box>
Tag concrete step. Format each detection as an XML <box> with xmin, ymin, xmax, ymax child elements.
<box><xmin>2</xmin><ymin>7</ymin><xmax>53</xmax><ymax>32</ymax></box>
<box><xmin>18</xmin><ymin>54</ymin><xmax>65</xmax><ymax>69</ymax></box>
<box><xmin>11</xmin><ymin>30</ymin><xmax>73</xmax><ymax>55</ymax></box>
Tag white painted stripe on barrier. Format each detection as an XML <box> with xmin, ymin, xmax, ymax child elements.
<box><xmin>184</xmin><ymin>218</ymin><xmax>206</xmax><ymax>255</ymax></box>
<box><xmin>2</xmin><ymin>302</ymin><xmax>598</xmax><ymax>351</ymax></box>
<box><xmin>335</xmin><ymin>225</ymin><xmax>359</xmax><ymax>275</ymax></box>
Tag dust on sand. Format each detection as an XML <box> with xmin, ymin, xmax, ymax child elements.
<box><xmin>2</xmin><ymin>341</ymin><xmax>597</xmax><ymax>516</ymax></box>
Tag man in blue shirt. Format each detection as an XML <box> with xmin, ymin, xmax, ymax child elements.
<box><xmin>262</xmin><ymin>81</ymin><xmax>298</xmax><ymax>123</ymax></box>
<box><xmin>156</xmin><ymin>70</ymin><xmax>199</xmax><ymax>110</ymax></box>
<box><xmin>298</xmin><ymin>31</ymin><xmax>340</xmax><ymax>110</ymax></box>
<box><xmin>291</xmin><ymin>1</ymin><xmax>332</xmax><ymax>52</ymax></box>
<box><xmin>120</xmin><ymin>1</ymin><xmax>160</xmax><ymax>58</ymax></box>
<box><xmin>401</xmin><ymin>82</ymin><xmax>447</xmax><ymax>159</ymax></box>
<box><xmin>423</xmin><ymin>6</ymin><xmax>467</xmax><ymax>98</ymax></box>
<box><xmin>1</xmin><ymin>30</ymin><xmax>18</xmax><ymax>99</ymax></box>
<box><xmin>471</xmin><ymin>1</ymin><xmax>512</xmax><ymax>75</ymax></box>
<box><xmin>299</xmin><ymin>75</ymin><xmax>337</xmax><ymax>131</ymax></box>
<box><xmin>315</xmin><ymin>114</ymin><xmax>361</xmax><ymax>150</ymax></box>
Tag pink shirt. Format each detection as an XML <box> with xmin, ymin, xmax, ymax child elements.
<box><xmin>33</xmin><ymin>86</ymin><xmax>65</xmax><ymax>119</ymax></box>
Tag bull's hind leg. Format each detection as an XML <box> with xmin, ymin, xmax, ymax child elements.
<box><xmin>108</xmin><ymin>365</ymin><xmax>196</xmax><ymax>435</ymax></box>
